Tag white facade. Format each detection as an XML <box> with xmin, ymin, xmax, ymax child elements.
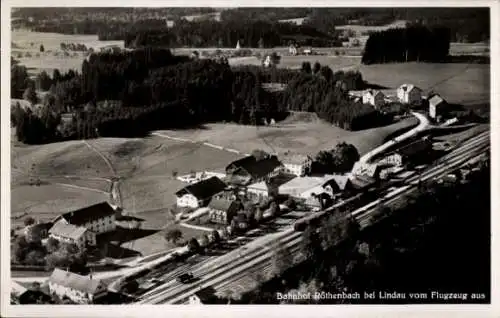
<box><xmin>397</xmin><ymin>84</ymin><xmax>422</xmax><ymax>105</ymax></box>
<box><xmin>49</xmin><ymin>230</ymin><xmax>96</xmax><ymax>249</ymax></box>
<box><xmin>48</xmin><ymin>280</ymin><xmax>106</xmax><ymax>304</ymax></box>
<box><xmin>176</xmin><ymin>194</ymin><xmax>200</xmax><ymax>208</ymax></box>
<box><xmin>82</xmin><ymin>215</ymin><xmax>116</xmax><ymax>234</ymax></box>
<box><xmin>362</xmin><ymin>90</ymin><xmax>385</xmax><ymax>108</ymax></box>
<box><xmin>378</xmin><ymin>153</ymin><xmax>403</xmax><ymax>167</ymax></box>
<box><xmin>282</xmin><ymin>156</ymin><xmax>312</xmax><ymax>177</ymax></box>
<box><xmin>246</xmin><ymin>182</ymin><xmax>269</xmax><ymax>199</ymax></box>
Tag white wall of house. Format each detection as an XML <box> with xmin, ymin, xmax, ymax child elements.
<box><xmin>283</xmin><ymin>161</ymin><xmax>311</xmax><ymax>177</ymax></box>
<box><xmin>83</xmin><ymin>215</ymin><xmax>116</xmax><ymax>234</ymax></box>
<box><xmin>362</xmin><ymin>92</ymin><xmax>385</xmax><ymax>108</ymax></box>
<box><xmin>48</xmin><ymin>282</ymin><xmax>105</xmax><ymax>304</ymax></box>
<box><xmin>247</xmin><ymin>186</ymin><xmax>268</xmax><ymax>198</ymax></box>
<box><xmin>176</xmin><ymin>194</ymin><xmax>200</xmax><ymax>208</ymax></box>
<box><xmin>398</xmin><ymin>87</ymin><xmax>422</xmax><ymax>105</ymax></box>
<box><xmin>379</xmin><ymin>154</ymin><xmax>403</xmax><ymax>167</ymax></box>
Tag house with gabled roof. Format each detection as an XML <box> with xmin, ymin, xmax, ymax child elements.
<box><xmin>175</xmin><ymin>176</ymin><xmax>228</xmax><ymax>208</ymax></box>
<box><xmin>49</xmin><ymin>220</ymin><xmax>96</xmax><ymax>249</ymax></box>
<box><xmin>53</xmin><ymin>201</ymin><xmax>117</xmax><ymax>235</ymax></box>
<box><xmin>428</xmin><ymin>93</ymin><xmax>448</xmax><ymax>119</ymax></box>
<box><xmin>362</xmin><ymin>89</ymin><xmax>385</xmax><ymax>108</ymax></box>
<box><xmin>207</xmin><ymin>198</ymin><xmax>243</xmax><ymax>224</ymax></box>
<box><xmin>397</xmin><ymin>84</ymin><xmax>422</xmax><ymax>105</ymax></box>
<box><xmin>47</xmin><ymin>268</ymin><xmax>107</xmax><ymax>304</ymax></box>
<box><xmin>226</xmin><ymin>155</ymin><xmax>283</xmax><ymax>186</ymax></box>
<box><xmin>280</xmin><ymin>152</ymin><xmax>313</xmax><ymax>176</ymax></box>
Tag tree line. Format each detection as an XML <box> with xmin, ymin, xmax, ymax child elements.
<box><xmin>362</xmin><ymin>25</ymin><xmax>451</xmax><ymax>64</ymax></box>
<box><xmin>12</xmin><ymin>48</ymin><xmax>375</xmax><ymax>144</ymax></box>
<box><xmin>282</xmin><ymin>62</ymin><xmax>391</xmax><ymax>130</ymax></box>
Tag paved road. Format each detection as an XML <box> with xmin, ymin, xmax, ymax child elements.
<box><xmin>137</xmin><ymin>130</ymin><xmax>489</xmax><ymax>304</ymax></box>
<box><xmin>358</xmin><ymin>112</ymin><xmax>430</xmax><ymax>164</ymax></box>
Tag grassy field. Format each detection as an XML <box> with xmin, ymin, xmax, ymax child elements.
<box><xmin>358</xmin><ymin>63</ymin><xmax>489</xmax><ymax>106</ymax></box>
<box><xmin>229</xmin><ymin>55</ymin><xmax>361</xmax><ymax>69</ymax></box>
<box><xmin>156</xmin><ymin>116</ymin><xmax>419</xmax><ymax>160</ymax></box>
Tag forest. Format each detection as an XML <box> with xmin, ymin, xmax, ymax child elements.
<box><xmin>11</xmin><ymin>48</ymin><xmax>376</xmax><ymax>144</ymax></box>
<box><xmin>16</xmin><ymin>8</ymin><xmax>489</xmax><ymax>45</ymax></box>
<box><xmin>362</xmin><ymin>25</ymin><xmax>452</xmax><ymax>64</ymax></box>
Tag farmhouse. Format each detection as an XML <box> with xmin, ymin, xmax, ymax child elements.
<box><xmin>397</xmin><ymin>84</ymin><xmax>422</xmax><ymax>105</ymax></box>
<box><xmin>53</xmin><ymin>202</ymin><xmax>117</xmax><ymax>235</ymax></box>
<box><xmin>207</xmin><ymin>198</ymin><xmax>243</xmax><ymax>225</ymax></box>
<box><xmin>362</xmin><ymin>89</ymin><xmax>385</xmax><ymax>108</ymax></box>
<box><xmin>175</xmin><ymin>176</ymin><xmax>228</xmax><ymax>208</ymax></box>
<box><xmin>246</xmin><ymin>173</ymin><xmax>296</xmax><ymax>199</ymax></box>
<box><xmin>280</xmin><ymin>152</ymin><xmax>313</xmax><ymax>176</ymax></box>
<box><xmin>49</xmin><ymin>220</ymin><xmax>97</xmax><ymax>248</ymax></box>
<box><xmin>428</xmin><ymin>94</ymin><xmax>448</xmax><ymax>119</ymax></box>
<box><xmin>226</xmin><ymin>155</ymin><xmax>283</xmax><ymax>186</ymax></box>
<box><xmin>47</xmin><ymin>268</ymin><xmax>107</xmax><ymax>304</ymax></box>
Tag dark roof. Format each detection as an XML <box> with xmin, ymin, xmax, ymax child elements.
<box><xmin>194</xmin><ymin>286</ymin><xmax>217</xmax><ymax>303</ymax></box>
<box><xmin>233</xmin><ymin>156</ymin><xmax>282</xmax><ymax>180</ymax></box>
<box><xmin>226</xmin><ymin>155</ymin><xmax>258</xmax><ymax>172</ymax></box>
<box><xmin>208</xmin><ymin>198</ymin><xmax>235</xmax><ymax>212</ymax></box>
<box><xmin>397</xmin><ymin>139</ymin><xmax>433</xmax><ymax>158</ymax></box>
<box><xmin>61</xmin><ymin>202</ymin><xmax>116</xmax><ymax>226</ymax></box>
<box><xmin>175</xmin><ymin>176</ymin><xmax>227</xmax><ymax>199</ymax></box>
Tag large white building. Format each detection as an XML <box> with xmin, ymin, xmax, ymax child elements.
<box><xmin>175</xmin><ymin>176</ymin><xmax>228</xmax><ymax>208</ymax></box>
<box><xmin>397</xmin><ymin>84</ymin><xmax>422</xmax><ymax>105</ymax></box>
<box><xmin>362</xmin><ymin>89</ymin><xmax>385</xmax><ymax>108</ymax></box>
<box><xmin>53</xmin><ymin>202</ymin><xmax>117</xmax><ymax>235</ymax></box>
<box><xmin>47</xmin><ymin>268</ymin><xmax>107</xmax><ymax>304</ymax></box>
<box><xmin>280</xmin><ymin>153</ymin><xmax>313</xmax><ymax>177</ymax></box>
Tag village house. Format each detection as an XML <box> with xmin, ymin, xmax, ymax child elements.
<box><xmin>207</xmin><ymin>198</ymin><xmax>243</xmax><ymax>225</ymax></box>
<box><xmin>246</xmin><ymin>181</ymin><xmax>269</xmax><ymax>199</ymax></box>
<box><xmin>428</xmin><ymin>94</ymin><xmax>448</xmax><ymax>119</ymax></box>
<box><xmin>397</xmin><ymin>84</ymin><xmax>422</xmax><ymax>105</ymax></box>
<box><xmin>175</xmin><ymin>176</ymin><xmax>228</xmax><ymax>208</ymax></box>
<box><xmin>280</xmin><ymin>152</ymin><xmax>313</xmax><ymax>176</ymax></box>
<box><xmin>52</xmin><ymin>201</ymin><xmax>117</xmax><ymax>235</ymax></box>
<box><xmin>47</xmin><ymin>268</ymin><xmax>108</xmax><ymax>304</ymax></box>
<box><xmin>226</xmin><ymin>155</ymin><xmax>283</xmax><ymax>186</ymax></box>
<box><xmin>362</xmin><ymin>89</ymin><xmax>385</xmax><ymax>108</ymax></box>
<box><xmin>49</xmin><ymin>220</ymin><xmax>97</xmax><ymax>249</ymax></box>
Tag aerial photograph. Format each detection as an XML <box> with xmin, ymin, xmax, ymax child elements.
<box><xmin>7</xmin><ymin>7</ymin><xmax>490</xmax><ymax>306</ymax></box>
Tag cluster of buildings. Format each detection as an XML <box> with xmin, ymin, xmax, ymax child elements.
<box><xmin>174</xmin><ymin>151</ymin><xmax>378</xmax><ymax>224</ymax></box>
<box><xmin>13</xmin><ymin>202</ymin><xmax>121</xmax><ymax>304</ymax></box>
<box><xmin>354</xmin><ymin>83</ymin><xmax>450</xmax><ymax>122</ymax></box>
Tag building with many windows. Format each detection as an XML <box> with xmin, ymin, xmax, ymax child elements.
<box><xmin>53</xmin><ymin>202</ymin><xmax>117</xmax><ymax>235</ymax></box>
<box><xmin>175</xmin><ymin>176</ymin><xmax>228</xmax><ymax>208</ymax></box>
<box><xmin>49</xmin><ymin>220</ymin><xmax>96</xmax><ymax>249</ymax></box>
<box><xmin>207</xmin><ymin>198</ymin><xmax>243</xmax><ymax>225</ymax></box>
<box><xmin>47</xmin><ymin>268</ymin><xmax>108</xmax><ymax>304</ymax></box>
<box><xmin>280</xmin><ymin>152</ymin><xmax>313</xmax><ymax>176</ymax></box>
